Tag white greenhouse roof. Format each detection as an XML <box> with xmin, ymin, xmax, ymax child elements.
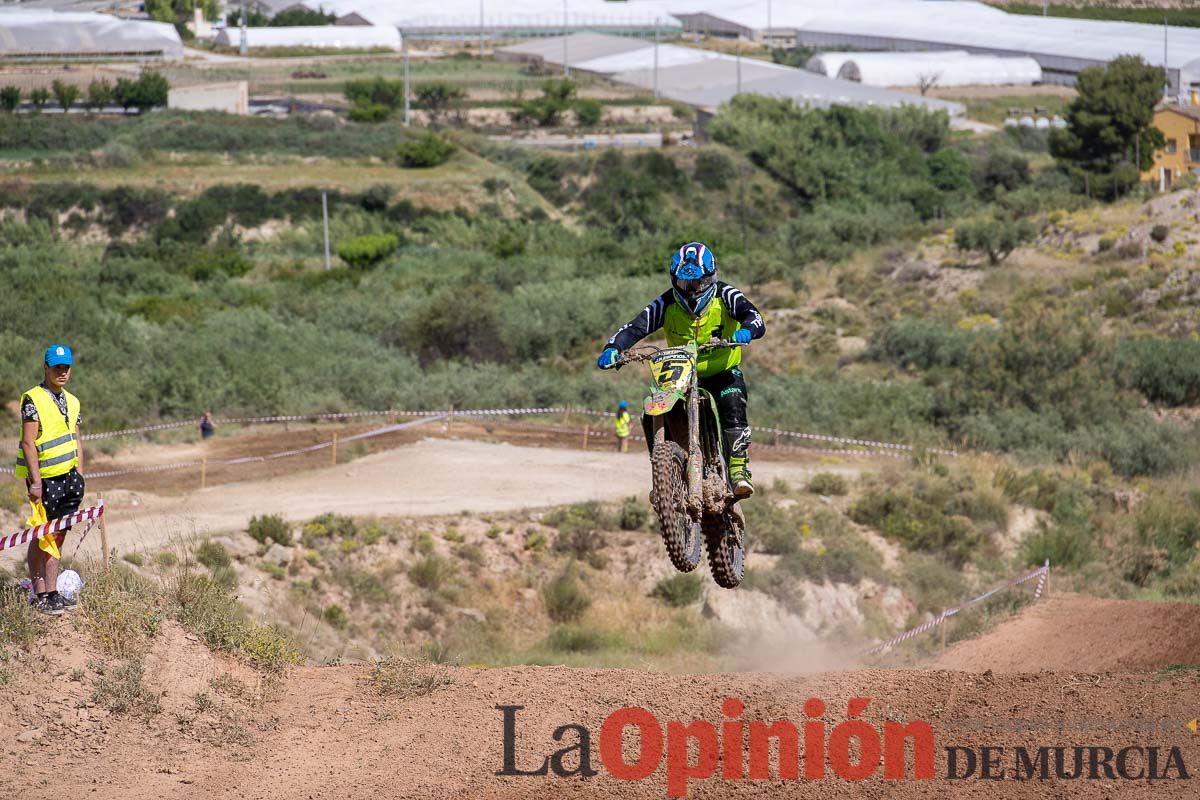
<box><xmin>500</xmin><ymin>33</ymin><xmax>963</xmax><ymax>116</ymax></box>
<box><xmin>0</xmin><ymin>8</ymin><xmax>183</xmax><ymax>59</ymax></box>
<box><xmin>213</xmin><ymin>24</ymin><xmax>402</xmax><ymax>50</ymax></box>
<box><xmin>296</xmin><ymin>0</ymin><xmax>689</xmax><ymax>29</ymax></box>
<box><xmin>834</xmin><ymin>52</ymin><xmax>1042</xmax><ymax>88</ymax></box>
<box><xmin>807</xmin><ymin>50</ymin><xmax>969</xmax><ymax>77</ymax></box>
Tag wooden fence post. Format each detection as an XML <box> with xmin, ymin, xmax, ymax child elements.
<box><xmin>582</xmin><ymin>424</ymin><xmax>590</xmax><ymax>450</ymax></box>
<box><xmin>99</xmin><ymin>495</ymin><xmax>109</xmax><ymax>572</ymax></box>
<box><xmin>331</xmin><ymin>433</ymin><xmax>338</xmax><ymax>466</ymax></box>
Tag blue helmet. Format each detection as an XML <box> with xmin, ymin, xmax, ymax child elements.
<box><xmin>670</xmin><ymin>242</ymin><xmax>717</xmax><ymax>317</ymax></box>
<box><xmin>618</xmin><ymin>400</ymin><xmax>629</xmax><ymax>410</ymax></box>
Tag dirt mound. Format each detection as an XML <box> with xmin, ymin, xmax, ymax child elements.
<box><xmin>5</xmin><ymin>653</ymin><xmax>1199</xmax><ymax>799</ymax></box>
<box><xmin>936</xmin><ymin>593</ymin><xmax>1200</xmax><ymax>673</ymax></box>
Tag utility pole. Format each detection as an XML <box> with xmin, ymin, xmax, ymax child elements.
<box><xmin>403</xmin><ymin>32</ymin><xmax>410</xmax><ymax>126</ymax></box>
<box><xmin>563</xmin><ymin>0</ymin><xmax>569</xmax><ymax>76</ymax></box>
<box><xmin>1164</xmin><ymin>16</ymin><xmax>1171</xmax><ymax>99</ymax></box>
<box><xmin>736</xmin><ymin>43</ymin><xmax>742</xmax><ymax>94</ymax></box>
<box><xmin>239</xmin><ymin>0</ymin><xmax>247</xmax><ymax>56</ymax></box>
<box><xmin>653</xmin><ymin>18</ymin><xmax>660</xmax><ymax>100</ymax></box>
<box><xmin>322</xmin><ymin>191</ymin><xmax>331</xmax><ymax>270</ymax></box>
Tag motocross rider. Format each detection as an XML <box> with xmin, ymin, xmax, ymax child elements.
<box><xmin>596</xmin><ymin>242</ymin><xmax>766</xmax><ymax>498</ymax></box>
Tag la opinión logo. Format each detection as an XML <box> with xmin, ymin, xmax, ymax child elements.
<box><xmin>496</xmin><ymin>699</ymin><xmax>1192</xmax><ymax>796</ymax></box>
<box><xmin>497</xmin><ymin>697</ymin><xmax>935</xmax><ymax>797</ymax></box>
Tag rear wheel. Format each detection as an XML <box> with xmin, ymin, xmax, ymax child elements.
<box><xmin>704</xmin><ymin>505</ymin><xmax>746</xmax><ymax>589</ymax></box>
<box><xmin>650</xmin><ymin>437</ymin><xmax>702</xmax><ymax>572</ymax></box>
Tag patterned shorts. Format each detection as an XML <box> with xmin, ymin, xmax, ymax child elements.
<box><xmin>42</xmin><ymin>468</ymin><xmax>85</xmax><ymax>534</ymax></box>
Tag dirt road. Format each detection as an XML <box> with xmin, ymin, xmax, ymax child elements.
<box><xmin>2</xmin><ymin>438</ymin><xmax>858</xmax><ymax>563</ymax></box>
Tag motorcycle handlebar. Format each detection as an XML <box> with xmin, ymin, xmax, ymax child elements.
<box><xmin>613</xmin><ymin>339</ymin><xmax>745</xmax><ymax>368</ymax></box>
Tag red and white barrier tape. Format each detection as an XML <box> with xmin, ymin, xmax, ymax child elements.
<box><xmin>80</xmin><ymin>415</ymin><xmax>446</xmax><ymax>480</ymax></box>
<box><xmin>79</xmin><ymin>407</ymin><xmax>564</xmax><ymax>441</ymax></box>
<box><xmin>862</xmin><ymin>560</ymin><xmax>1050</xmax><ymax>656</ymax></box>
<box><xmin>0</xmin><ymin>501</ymin><xmax>105</xmax><ymax>553</ymax></box>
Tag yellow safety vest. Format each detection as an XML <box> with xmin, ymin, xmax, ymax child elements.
<box><xmin>15</xmin><ymin>385</ymin><xmax>80</xmax><ymax>479</ymax></box>
<box><xmin>615</xmin><ymin>411</ymin><xmax>631</xmax><ymax>438</ymax></box>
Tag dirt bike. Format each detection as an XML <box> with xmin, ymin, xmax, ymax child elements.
<box><xmin>614</xmin><ymin>339</ymin><xmax>747</xmax><ymax>589</ymax></box>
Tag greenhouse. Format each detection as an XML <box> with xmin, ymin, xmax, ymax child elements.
<box><xmin>833</xmin><ymin>52</ymin><xmax>1042</xmax><ymax>88</ymax></box>
<box><xmin>212</xmin><ymin>25</ymin><xmax>402</xmax><ymax>51</ymax></box>
<box><xmin>499</xmin><ymin>33</ymin><xmax>963</xmax><ymax>117</ymax></box>
<box><xmin>0</xmin><ymin>9</ymin><xmax>183</xmax><ymax>60</ymax></box>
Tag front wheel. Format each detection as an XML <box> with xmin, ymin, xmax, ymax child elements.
<box><xmin>650</xmin><ymin>438</ymin><xmax>702</xmax><ymax>572</ymax></box>
<box><xmin>703</xmin><ymin>505</ymin><xmax>746</xmax><ymax>589</ymax></box>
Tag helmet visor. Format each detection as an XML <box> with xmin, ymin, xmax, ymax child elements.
<box><xmin>673</xmin><ymin>274</ymin><xmax>713</xmax><ymax>300</ymax></box>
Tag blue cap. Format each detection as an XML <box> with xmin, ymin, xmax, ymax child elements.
<box><xmin>618</xmin><ymin>400</ymin><xmax>629</xmax><ymax>409</ymax></box>
<box><xmin>45</xmin><ymin>344</ymin><xmax>73</xmax><ymax>367</ymax></box>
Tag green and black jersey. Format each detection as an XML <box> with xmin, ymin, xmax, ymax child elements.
<box><xmin>605</xmin><ymin>282</ymin><xmax>766</xmax><ymax>378</ymax></box>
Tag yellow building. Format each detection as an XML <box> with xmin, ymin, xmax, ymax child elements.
<box><xmin>1145</xmin><ymin>103</ymin><xmax>1200</xmax><ymax>190</ymax></box>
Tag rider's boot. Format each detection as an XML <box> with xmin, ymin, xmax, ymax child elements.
<box><xmin>724</xmin><ymin>426</ymin><xmax>754</xmax><ymax>499</ymax></box>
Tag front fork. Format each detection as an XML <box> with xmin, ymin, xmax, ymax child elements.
<box><xmin>686</xmin><ymin>378</ymin><xmax>702</xmax><ymax>515</ymax></box>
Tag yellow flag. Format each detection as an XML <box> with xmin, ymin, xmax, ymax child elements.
<box><xmin>25</xmin><ymin>500</ymin><xmax>60</xmax><ymax>560</ymax></box>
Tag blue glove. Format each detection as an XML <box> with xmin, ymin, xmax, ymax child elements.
<box><xmin>597</xmin><ymin>347</ymin><xmax>620</xmax><ymax>369</ymax></box>
<box><xmin>733</xmin><ymin>329</ymin><xmax>752</xmax><ymax>345</ymax></box>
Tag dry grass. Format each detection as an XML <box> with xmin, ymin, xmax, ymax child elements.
<box><xmin>367</xmin><ymin>655</ymin><xmax>453</xmax><ymax>699</ymax></box>
<box><xmin>91</xmin><ymin>658</ymin><xmax>161</xmax><ymax>717</ymax></box>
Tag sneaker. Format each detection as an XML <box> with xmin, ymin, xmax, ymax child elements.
<box><xmin>31</xmin><ymin>594</ymin><xmax>63</xmax><ymax>617</ymax></box>
<box><xmin>729</xmin><ymin>457</ymin><xmax>755</xmax><ymax>499</ymax></box>
<box><xmin>53</xmin><ymin>592</ymin><xmax>77</xmax><ymax>612</ymax></box>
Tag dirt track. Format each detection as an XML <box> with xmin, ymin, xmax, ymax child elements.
<box><xmin>937</xmin><ymin>594</ymin><xmax>1200</xmax><ymax>673</ymax></box>
<box><xmin>4</xmin><ymin>610</ymin><xmax>1199</xmax><ymax>800</ymax></box>
<box><xmin>2</xmin><ymin>437</ymin><xmax>859</xmax><ymax>562</ymax></box>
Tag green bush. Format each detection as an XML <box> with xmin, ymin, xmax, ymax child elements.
<box><xmin>414</xmin><ymin>81</ymin><xmax>465</xmax><ymax>123</ymax></box>
<box><xmin>0</xmin><ymin>86</ymin><xmax>19</xmax><ymax>113</ymax></box>
<box><xmin>692</xmin><ymin>150</ymin><xmax>737</xmax><ymax>189</ymax></box>
<box><xmin>652</xmin><ymin>573</ymin><xmax>703</xmax><ymax>607</ymax></box>
<box><xmin>347</xmin><ymin>102</ymin><xmax>391</xmax><ymax>123</ymax></box>
<box><xmin>806</xmin><ymin>472</ymin><xmax>848</xmax><ymax>496</ymax></box>
<box><xmin>619</xmin><ymin>496</ymin><xmax>648</xmax><ymax>530</ymax></box>
<box><xmin>113</xmin><ymin>72</ymin><xmax>168</xmax><ymax>111</ymax></box>
<box><xmin>86</xmin><ymin>79</ymin><xmax>113</xmax><ymax>111</ymax></box>
<box><xmin>51</xmin><ymin>80</ymin><xmax>80</xmax><ymax>113</ymax></box>
<box><xmin>543</xmin><ymin>566</ymin><xmax>590</xmax><ymax>622</ymax></box>
<box><xmin>409</xmin><ymin>554</ymin><xmax>455</xmax><ymax>590</ymax></box>
<box><xmin>546</xmin><ymin>623</ymin><xmax>615</xmax><ymax>652</ymax></box>
<box><xmin>849</xmin><ymin>489</ymin><xmax>981</xmax><ymax>565</ymax></box>
<box><xmin>954</xmin><ymin>218</ymin><xmax>1037</xmax><ymax>264</ymax></box>
<box><xmin>336</xmin><ymin>233</ymin><xmax>399</xmax><ymax>268</ymax></box>
<box><xmin>1115</xmin><ymin>338</ymin><xmax>1200</xmax><ymax>406</ymax></box>
<box><xmin>247</xmin><ymin>514</ymin><xmax>291</xmax><ymax>545</ymax></box>
<box><xmin>395</xmin><ymin>133</ymin><xmax>456</xmax><ymax>168</ymax></box>
<box><xmin>343</xmin><ymin>77</ymin><xmax>405</xmax><ymax>109</ymax></box>
<box><xmin>868</xmin><ymin>318</ymin><xmax>975</xmax><ymax>370</ymax></box>
<box><xmin>548</xmin><ymin>502</ymin><xmax>608</xmax><ymax>566</ymax></box>
<box><xmin>573</xmin><ymin>98</ymin><xmax>603</xmax><ymax>127</ymax></box>
<box><xmin>29</xmin><ymin>88</ymin><xmax>49</xmax><ymax>112</ymax></box>
<box><xmin>324</xmin><ymin>604</ymin><xmax>348</xmax><ymax>629</ymax></box>
<box><xmin>1151</xmin><ymin>224</ymin><xmax>1170</xmax><ymax>243</ymax></box>
<box><xmin>1022</xmin><ymin>522</ymin><xmax>1090</xmax><ymax>569</ymax></box>
<box><xmin>514</xmin><ymin>78</ymin><xmax>577</xmax><ymax>127</ymax></box>
<box><xmin>195</xmin><ymin>540</ymin><xmax>231</xmax><ymax>570</ymax></box>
